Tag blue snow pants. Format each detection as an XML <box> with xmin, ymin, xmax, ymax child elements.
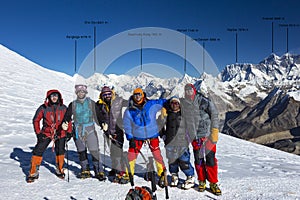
<box><xmin>166</xmin><ymin>147</ymin><xmax>194</xmax><ymax>177</ymax></box>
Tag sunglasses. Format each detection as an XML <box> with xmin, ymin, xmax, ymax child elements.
<box><xmin>170</xmin><ymin>101</ymin><xmax>179</xmax><ymax>105</ymax></box>
<box><xmin>133</xmin><ymin>93</ymin><xmax>142</xmax><ymax>97</ymax></box>
<box><xmin>102</xmin><ymin>92</ymin><xmax>112</xmax><ymax>97</ymax></box>
<box><xmin>50</xmin><ymin>93</ymin><xmax>59</xmax><ymax>98</ymax></box>
<box><xmin>78</xmin><ymin>90</ymin><xmax>87</xmax><ymax>94</ymax></box>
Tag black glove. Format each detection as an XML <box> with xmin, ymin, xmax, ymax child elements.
<box><xmin>53</xmin><ymin>133</ymin><xmax>58</xmax><ymax>141</ymax></box>
<box><xmin>66</xmin><ymin>132</ymin><xmax>73</xmax><ymax>142</ymax></box>
<box><xmin>37</xmin><ymin>133</ymin><xmax>45</xmax><ymax>141</ymax></box>
<box><xmin>129</xmin><ymin>138</ymin><xmax>136</xmax><ymax>149</ymax></box>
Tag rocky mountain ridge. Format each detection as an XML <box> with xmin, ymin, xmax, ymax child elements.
<box><xmin>219</xmin><ymin>54</ymin><xmax>300</xmax><ymax>155</ymax></box>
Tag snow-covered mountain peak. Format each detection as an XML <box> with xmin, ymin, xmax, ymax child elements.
<box><xmin>136</xmin><ymin>71</ymin><xmax>155</xmax><ymax>79</ymax></box>
<box><xmin>221</xmin><ymin>53</ymin><xmax>300</xmax><ymax>86</ymax></box>
<box><xmin>261</xmin><ymin>53</ymin><xmax>281</xmax><ymax>65</ymax></box>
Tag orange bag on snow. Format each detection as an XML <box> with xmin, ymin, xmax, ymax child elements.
<box><xmin>125</xmin><ymin>186</ymin><xmax>155</xmax><ymax>200</ymax></box>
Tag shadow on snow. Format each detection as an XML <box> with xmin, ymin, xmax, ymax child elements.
<box><xmin>10</xmin><ymin>146</ymin><xmax>148</xmax><ymax>181</ymax></box>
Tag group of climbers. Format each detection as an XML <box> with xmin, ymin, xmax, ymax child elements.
<box><xmin>27</xmin><ymin>83</ymin><xmax>222</xmax><ymax>196</ymax></box>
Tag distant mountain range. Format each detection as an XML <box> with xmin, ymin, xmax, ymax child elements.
<box><xmin>1</xmin><ymin>44</ymin><xmax>299</xmax><ymax>155</ymax></box>
<box><xmin>82</xmin><ymin>53</ymin><xmax>300</xmax><ymax>155</ymax></box>
<box><xmin>220</xmin><ymin>53</ymin><xmax>300</xmax><ymax>83</ymax></box>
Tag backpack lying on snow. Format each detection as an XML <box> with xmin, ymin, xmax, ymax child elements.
<box><xmin>125</xmin><ymin>186</ymin><xmax>156</xmax><ymax>200</ymax></box>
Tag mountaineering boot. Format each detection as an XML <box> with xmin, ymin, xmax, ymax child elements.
<box><xmin>95</xmin><ymin>171</ymin><xmax>106</xmax><ymax>181</ymax></box>
<box><xmin>209</xmin><ymin>183</ymin><xmax>222</xmax><ymax>196</ymax></box>
<box><xmin>55</xmin><ymin>169</ymin><xmax>65</xmax><ymax>179</ymax></box>
<box><xmin>93</xmin><ymin>161</ymin><xmax>106</xmax><ymax>181</ymax></box>
<box><xmin>27</xmin><ymin>155</ymin><xmax>42</xmax><ymax>183</ymax></box>
<box><xmin>113</xmin><ymin>174</ymin><xmax>120</xmax><ymax>183</ymax></box>
<box><xmin>27</xmin><ymin>174</ymin><xmax>39</xmax><ymax>183</ymax></box>
<box><xmin>79</xmin><ymin>170</ymin><xmax>91</xmax><ymax>179</ymax></box>
<box><xmin>113</xmin><ymin>172</ymin><xmax>129</xmax><ymax>184</ymax></box>
<box><xmin>198</xmin><ymin>180</ymin><xmax>206</xmax><ymax>192</ymax></box>
<box><xmin>55</xmin><ymin>155</ymin><xmax>65</xmax><ymax>179</ymax></box>
<box><xmin>119</xmin><ymin>174</ymin><xmax>130</xmax><ymax>184</ymax></box>
<box><xmin>182</xmin><ymin>176</ymin><xmax>195</xmax><ymax>190</ymax></box>
<box><xmin>78</xmin><ymin>160</ymin><xmax>91</xmax><ymax>179</ymax></box>
<box><xmin>170</xmin><ymin>173</ymin><xmax>178</xmax><ymax>187</ymax></box>
<box><xmin>27</xmin><ymin>168</ymin><xmax>40</xmax><ymax>183</ymax></box>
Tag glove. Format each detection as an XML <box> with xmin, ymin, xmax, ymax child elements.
<box><xmin>66</xmin><ymin>132</ymin><xmax>73</xmax><ymax>142</ymax></box>
<box><xmin>210</xmin><ymin>128</ymin><xmax>219</xmax><ymax>144</ymax></box>
<box><xmin>160</xmin><ymin>107</ymin><xmax>167</xmax><ymax>120</ymax></box>
<box><xmin>53</xmin><ymin>133</ymin><xmax>58</xmax><ymax>140</ymax></box>
<box><xmin>37</xmin><ymin>133</ymin><xmax>45</xmax><ymax>141</ymax></box>
<box><xmin>129</xmin><ymin>138</ymin><xmax>136</xmax><ymax>149</ymax></box>
<box><xmin>102</xmin><ymin>123</ymin><xmax>108</xmax><ymax>131</ymax></box>
<box><xmin>110</xmin><ymin>133</ymin><xmax>117</xmax><ymax>139</ymax></box>
<box><xmin>62</xmin><ymin>122</ymin><xmax>69</xmax><ymax>131</ymax></box>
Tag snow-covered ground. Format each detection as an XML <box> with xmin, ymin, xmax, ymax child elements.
<box><xmin>1</xmin><ymin>44</ymin><xmax>300</xmax><ymax>199</ymax></box>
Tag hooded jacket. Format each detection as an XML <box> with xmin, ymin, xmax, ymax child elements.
<box><xmin>181</xmin><ymin>92</ymin><xmax>219</xmax><ymax>139</ymax></box>
<box><xmin>96</xmin><ymin>91</ymin><xmax>128</xmax><ymax>136</ymax></box>
<box><xmin>33</xmin><ymin>89</ymin><xmax>72</xmax><ymax>138</ymax></box>
<box><xmin>123</xmin><ymin>96</ymin><xmax>167</xmax><ymax>140</ymax></box>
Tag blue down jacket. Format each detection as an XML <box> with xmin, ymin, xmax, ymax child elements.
<box><xmin>123</xmin><ymin>96</ymin><xmax>167</xmax><ymax>140</ymax></box>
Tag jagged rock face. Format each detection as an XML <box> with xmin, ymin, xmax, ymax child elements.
<box><xmin>222</xmin><ymin>87</ymin><xmax>300</xmax><ymax>154</ymax></box>
<box><xmin>268</xmin><ymin>139</ymin><xmax>297</xmax><ymax>153</ymax></box>
<box><xmin>219</xmin><ymin>54</ymin><xmax>300</xmax><ymax>155</ymax></box>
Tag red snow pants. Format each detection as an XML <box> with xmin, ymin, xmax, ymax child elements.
<box><xmin>128</xmin><ymin>137</ymin><xmax>166</xmax><ymax>176</ymax></box>
<box><xmin>192</xmin><ymin>138</ymin><xmax>218</xmax><ymax>183</ymax></box>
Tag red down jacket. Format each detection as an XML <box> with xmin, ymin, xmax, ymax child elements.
<box><xmin>33</xmin><ymin>89</ymin><xmax>72</xmax><ymax>138</ymax></box>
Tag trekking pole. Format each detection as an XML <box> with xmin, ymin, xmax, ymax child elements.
<box><xmin>134</xmin><ymin>146</ymin><xmax>148</xmax><ymax>164</ymax></box>
<box><xmin>201</xmin><ymin>138</ymin><xmax>207</xmax><ymax>163</ymax></box>
<box><xmin>51</xmin><ymin>127</ymin><xmax>57</xmax><ymax>152</ymax></box>
<box><xmin>149</xmin><ymin>157</ymin><xmax>157</xmax><ymax>199</ymax></box>
<box><xmin>66</xmin><ymin>141</ymin><xmax>69</xmax><ymax>182</ymax></box>
<box><xmin>103</xmin><ymin>134</ymin><xmax>106</xmax><ymax>173</ymax></box>
<box><xmin>163</xmin><ymin>169</ymin><xmax>169</xmax><ymax>199</ymax></box>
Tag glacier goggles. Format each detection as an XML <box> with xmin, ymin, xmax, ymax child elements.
<box><xmin>75</xmin><ymin>84</ymin><xmax>88</xmax><ymax>94</ymax></box>
<box><xmin>50</xmin><ymin>93</ymin><xmax>59</xmax><ymax>98</ymax></box>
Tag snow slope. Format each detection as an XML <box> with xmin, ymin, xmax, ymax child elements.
<box><xmin>1</xmin><ymin>44</ymin><xmax>300</xmax><ymax>199</ymax></box>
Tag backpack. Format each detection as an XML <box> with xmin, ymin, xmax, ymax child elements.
<box><xmin>125</xmin><ymin>186</ymin><xmax>156</xmax><ymax>200</ymax></box>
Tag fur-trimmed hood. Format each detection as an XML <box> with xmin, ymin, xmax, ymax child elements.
<box><xmin>44</xmin><ymin>89</ymin><xmax>63</xmax><ymax>106</ymax></box>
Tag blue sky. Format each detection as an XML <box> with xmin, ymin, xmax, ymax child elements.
<box><xmin>1</xmin><ymin>0</ymin><xmax>300</xmax><ymax>78</ymax></box>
